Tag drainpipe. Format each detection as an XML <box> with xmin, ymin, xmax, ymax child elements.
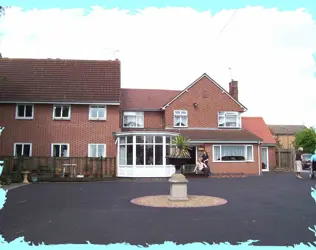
<box><xmin>258</xmin><ymin>141</ymin><xmax>261</xmax><ymax>176</ymax></box>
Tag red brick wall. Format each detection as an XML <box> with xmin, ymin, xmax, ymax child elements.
<box><xmin>144</xmin><ymin>111</ymin><xmax>164</xmax><ymax>129</ymax></box>
<box><xmin>164</xmin><ymin>77</ymin><xmax>245</xmax><ymax>128</ymax></box>
<box><xmin>0</xmin><ymin>104</ymin><xmax>120</xmax><ymax>157</ymax></box>
<box><xmin>204</xmin><ymin>143</ymin><xmax>262</xmax><ymax>175</ymax></box>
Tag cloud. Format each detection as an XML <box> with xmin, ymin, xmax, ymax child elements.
<box><xmin>0</xmin><ymin>6</ymin><xmax>316</xmax><ymax>126</ymax></box>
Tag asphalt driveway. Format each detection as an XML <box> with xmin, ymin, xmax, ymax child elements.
<box><xmin>0</xmin><ymin>172</ymin><xmax>316</xmax><ymax>246</ymax></box>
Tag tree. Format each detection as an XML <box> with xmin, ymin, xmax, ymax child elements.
<box><xmin>293</xmin><ymin>127</ymin><xmax>316</xmax><ymax>153</ymax></box>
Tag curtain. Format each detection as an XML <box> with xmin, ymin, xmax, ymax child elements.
<box><xmin>247</xmin><ymin>146</ymin><xmax>253</xmax><ymax>161</ymax></box>
<box><xmin>213</xmin><ymin>146</ymin><xmax>221</xmax><ymax>161</ymax></box>
<box><xmin>222</xmin><ymin>146</ymin><xmax>244</xmax><ymax>157</ymax></box>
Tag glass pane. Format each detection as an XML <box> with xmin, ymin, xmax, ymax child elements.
<box><xmin>127</xmin><ymin>145</ymin><xmax>133</xmax><ymax>165</ymax></box>
<box><xmin>15</xmin><ymin>144</ymin><xmax>23</xmax><ymax>157</ymax></box>
<box><xmin>90</xmin><ymin>107</ymin><xmax>98</xmax><ymax>118</ymax></box>
<box><xmin>247</xmin><ymin>146</ymin><xmax>253</xmax><ymax>161</ymax></box>
<box><xmin>17</xmin><ymin>105</ymin><xmax>25</xmax><ymax>117</ymax></box>
<box><xmin>127</xmin><ymin>136</ymin><xmax>133</xmax><ymax>144</ymax></box>
<box><xmin>89</xmin><ymin>145</ymin><xmax>97</xmax><ymax>157</ymax></box>
<box><xmin>262</xmin><ymin>148</ymin><xmax>268</xmax><ymax>167</ymax></box>
<box><xmin>221</xmin><ymin>146</ymin><xmax>244</xmax><ymax>161</ymax></box>
<box><xmin>213</xmin><ymin>146</ymin><xmax>221</xmax><ymax>161</ymax></box>
<box><xmin>166</xmin><ymin>137</ymin><xmax>170</xmax><ymax>144</ymax></box>
<box><xmin>146</xmin><ymin>145</ymin><xmax>153</xmax><ymax>165</ymax></box>
<box><xmin>136</xmin><ymin>116</ymin><xmax>144</xmax><ymax>127</ymax></box>
<box><xmin>145</xmin><ymin>136</ymin><xmax>153</xmax><ymax>144</ymax></box>
<box><xmin>119</xmin><ymin>145</ymin><xmax>126</xmax><ymax>165</ymax></box>
<box><xmin>136</xmin><ymin>136</ymin><xmax>144</xmax><ymax>143</ymax></box>
<box><xmin>61</xmin><ymin>145</ymin><xmax>68</xmax><ymax>157</ymax></box>
<box><xmin>181</xmin><ymin>116</ymin><xmax>188</xmax><ymax>126</ymax></box>
<box><xmin>155</xmin><ymin>136</ymin><xmax>163</xmax><ymax>143</ymax></box>
<box><xmin>98</xmin><ymin>107</ymin><xmax>105</xmax><ymax>118</ymax></box>
<box><xmin>155</xmin><ymin>145</ymin><xmax>163</xmax><ymax>165</ymax></box>
<box><xmin>124</xmin><ymin>115</ymin><xmax>136</xmax><ymax>127</ymax></box>
<box><xmin>54</xmin><ymin>106</ymin><xmax>62</xmax><ymax>117</ymax></box>
<box><xmin>174</xmin><ymin>115</ymin><xmax>181</xmax><ymax>126</ymax></box>
<box><xmin>136</xmin><ymin>145</ymin><xmax>144</xmax><ymax>165</ymax></box>
<box><xmin>23</xmin><ymin>144</ymin><xmax>31</xmax><ymax>157</ymax></box>
<box><xmin>166</xmin><ymin>145</ymin><xmax>170</xmax><ymax>164</ymax></box>
<box><xmin>120</xmin><ymin>137</ymin><xmax>126</xmax><ymax>144</ymax></box>
<box><xmin>97</xmin><ymin>145</ymin><xmax>105</xmax><ymax>157</ymax></box>
<box><xmin>53</xmin><ymin>145</ymin><xmax>60</xmax><ymax>157</ymax></box>
<box><xmin>225</xmin><ymin>115</ymin><xmax>237</xmax><ymax>127</ymax></box>
<box><xmin>62</xmin><ymin>106</ymin><xmax>69</xmax><ymax>118</ymax></box>
<box><xmin>25</xmin><ymin>105</ymin><xmax>33</xmax><ymax>117</ymax></box>
<box><xmin>218</xmin><ymin>116</ymin><xmax>225</xmax><ymax>126</ymax></box>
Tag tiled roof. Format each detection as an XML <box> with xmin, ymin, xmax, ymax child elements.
<box><xmin>268</xmin><ymin>125</ymin><xmax>307</xmax><ymax>135</ymax></box>
<box><xmin>0</xmin><ymin>58</ymin><xmax>121</xmax><ymax>103</ymax></box>
<box><xmin>120</xmin><ymin>128</ymin><xmax>262</xmax><ymax>142</ymax></box>
<box><xmin>242</xmin><ymin>117</ymin><xmax>276</xmax><ymax>144</ymax></box>
<box><xmin>120</xmin><ymin>88</ymin><xmax>180</xmax><ymax>110</ymax></box>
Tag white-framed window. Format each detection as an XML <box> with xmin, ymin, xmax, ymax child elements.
<box><xmin>135</xmin><ymin>135</ymin><xmax>164</xmax><ymax>165</ymax></box>
<box><xmin>174</xmin><ymin>110</ymin><xmax>188</xmax><ymax>127</ymax></box>
<box><xmin>118</xmin><ymin>136</ymin><xmax>133</xmax><ymax>165</ymax></box>
<box><xmin>123</xmin><ymin>112</ymin><xmax>144</xmax><ymax>128</ymax></box>
<box><xmin>88</xmin><ymin>144</ymin><xmax>106</xmax><ymax>157</ymax></box>
<box><xmin>218</xmin><ymin>111</ymin><xmax>241</xmax><ymax>128</ymax></box>
<box><xmin>13</xmin><ymin>143</ymin><xmax>32</xmax><ymax>157</ymax></box>
<box><xmin>53</xmin><ymin>105</ymin><xmax>71</xmax><ymax>120</ymax></box>
<box><xmin>15</xmin><ymin>104</ymin><xmax>34</xmax><ymax>119</ymax></box>
<box><xmin>213</xmin><ymin>145</ymin><xmax>254</xmax><ymax>162</ymax></box>
<box><xmin>89</xmin><ymin>105</ymin><xmax>106</xmax><ymax>120</ymax></box>
<box><xmin>51</xmin><ymin>143</ymin><xmax>70</xmax><ymax>157</ymax></box>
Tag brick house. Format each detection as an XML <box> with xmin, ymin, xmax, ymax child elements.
<box><xmin>0</xmin><ymin>58</ymin><xmax>265</xmax><ymax>178</ymax></box>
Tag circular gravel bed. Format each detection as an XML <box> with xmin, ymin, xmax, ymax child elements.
<box><xmin>131</xmin><ymin>195</ymin><xmax>228</xmax><ymax>208</ymax></box>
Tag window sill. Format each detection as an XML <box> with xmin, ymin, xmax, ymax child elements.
<box><xmin>15</xmin><ymin>117</ymin><xmax>34</xmax><ymax>120</ymax></box>
<box><xmin>53</xmin><ymin>118</ymin><xmax>71</xmax><ymax>120</ymax></box>
<box><xmin>89</xmin><ymin>118</ymin><xmax>107</xmax><ymax>121</ymax></box>
<box><xmin>218</xmin><ymin>126</ymin><xmax>241</xmax><ymax>129</ymax></box>
<box><xmin>123</xmin><ymin>126</ymin><xmax>144</xmax><ymax>128</ymax></box>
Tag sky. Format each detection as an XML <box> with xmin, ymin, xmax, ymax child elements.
<box><xmin>0</xmin><ymin>0</ymin><xmax>316</xmax><ymax>127</ymax></box>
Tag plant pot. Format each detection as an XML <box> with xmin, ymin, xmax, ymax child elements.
<box><xmin>166</xmin><ymin>156</ymin><xmax>190</xmax><ymax>166</ymax></box>
<box><xmin>166</xmin><ymin>156</ymin><xmax>190</xmax><ymax>174</ymax></box>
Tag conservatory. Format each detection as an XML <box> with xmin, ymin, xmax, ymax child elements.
<box><xmin>115</xmin><ymin>131</ymin><xmax>181</xmax><ymax>177</ymax></box>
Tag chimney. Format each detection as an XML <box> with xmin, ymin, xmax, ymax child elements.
<box><xmin>229</xmin><ymin>80</ymin><xmax>238</xmax><ymax>101</ymax></box>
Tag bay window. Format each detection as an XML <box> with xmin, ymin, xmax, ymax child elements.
<box><xmin>213</xmin><ymin>145</ymin><xmax>253</xmax><ymax>162</ymax></box>
<box><xmin>123</xmin><ymin>112</ymin><xmax>144</xmax><ymax>128</ymax></box>
<box><xmin>218</xmin><ymin>112</ymin><xmax>241</xmax><ymax>128</ymax></box>
<box><xmin>136</xmin><ymin>135</ymin><xmax>163</xmax><ymax>165</ymax></box>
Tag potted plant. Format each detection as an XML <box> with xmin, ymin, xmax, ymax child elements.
<box><xmin>166</xmin><ymin>135</ymin><xmax>192</xmax><ymax>173</ymax></box>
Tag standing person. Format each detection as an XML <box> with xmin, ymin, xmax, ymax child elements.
<box><xmin>201</xmin><ymin>150</ymin><xmax>211</xmax><ymax>176</ymax></box>
<box><xmin>294</xmin><ymin>147</ymin><xmax>304</xmax><ymax>179</ymax></box>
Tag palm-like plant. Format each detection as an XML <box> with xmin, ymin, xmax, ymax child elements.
<box><xmin>170</xmin><ymin>135</ymin><xmax>191</xmax><ymax>158</ymax></box>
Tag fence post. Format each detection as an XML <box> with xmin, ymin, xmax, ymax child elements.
<box><xmin>278</xmin><ymin>149</ymin><xmax>281</xmax><ymax>167</ymax></box>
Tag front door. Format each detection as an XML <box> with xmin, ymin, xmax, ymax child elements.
<box><xmin>262</xmin><ymin>147</ymin><xmax>269</xmax><ymax>171</ymax></box>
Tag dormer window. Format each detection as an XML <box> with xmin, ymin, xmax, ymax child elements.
<box><xmin>218</xmin><ymin>111</ymin><xmax>241</xmax><ymax>128</ymax></box>
<box><xmin>123</xmin><ymin>112</ymin><xmax>144</xmax><ymax>128</ymax></box>
<box><xmin>174</xmin><ymin>110</ymin><xmax>188</xmax><ymax>127</ymax></box>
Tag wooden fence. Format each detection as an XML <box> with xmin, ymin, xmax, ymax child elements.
<box><xmin>0</xmin><ymin>156</ymin><xmax>117</xmax><ymax>181</ymax></box>
<box><xmin>275</xmin><ymin>148</ymin><xmax>295</xmax><ymax>170</ymax></box>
